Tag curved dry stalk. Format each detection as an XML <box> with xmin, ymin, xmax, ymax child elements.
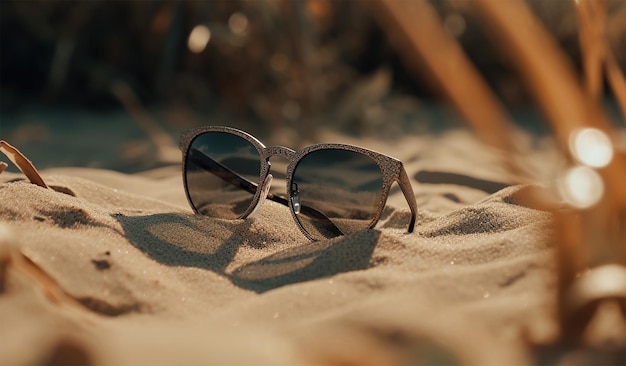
<box><xmin>471</xmin><ymin>0</ymin><xmax>626</xmax><ymax>204</ymax></box>
<box><xmin>605</xmin><ymin>5</ymin><xmax>626</xmax><ymax>122</ymax></box>
<box><xmin>575</xmin><ymin>0</ymin><xmax>607</xmax><ymax>100</ymax></box>
<box><xmin>0</xmin><ymin>239</ymin><xmax>90</xmax><ymax>315</ymax></box>
<box><xmin>9</xmin><ymin>249</ymin><xmax>68</xmax><ymax>304</ymax></box>
<box><xmin>0</xmin><ymin>140</ymin><xmax>48</xmax><ymax>188</ymax></box>
<box><xmin>369</xmin><ymin>0</ymin><xmax>523</xmax><ymax>180</ymax></box>
<box><xmin>605</xmin><ymin>47</ymin><xmax>626</xmax><ymax>122</ymax></box>
<box><xmin>576</xmin><ymin>0</ymin><xmax>626</xmax><ymax>122</ymax></box>
<box><xmin>0</xmin><ymin>162</ymin><xmax>7</xmax><ymax>174</ymax></box>
<box><xmin>471</xmin><ymin>0</ymin><xmax>626</xmax><ymax>345</ymax></box>
<box><xmin>110</xmin><ymin>81</ymin><xmax>180</xmax><ymax>165</ymax></box>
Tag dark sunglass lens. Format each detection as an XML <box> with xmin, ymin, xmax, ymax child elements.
<box><xmin>184</xmin><ymin>132</ymin><xmax>261</xmax><ymax>219</ymax></box>
<box><xmin>291</xmin><ymin>149</ymin><xmax>383</xmax><ymax>239</ymax></box>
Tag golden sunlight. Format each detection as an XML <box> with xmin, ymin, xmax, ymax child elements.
<box><xmin>558</xmin><ymin>165</ymin><xmax>605</xmax><ymax>209</ymax></box>
<box><xmin>187</xmin><ymin>25</ymin><xmax>211</xmax><ymax>54</ymax></box>
<box><xmin>569</xmin><ymin>128</ymin><xmax>614</xmax><ymax>168</ymax></box>
<box><xmin>228</xmin><ymin>12</ymin><xmax>249</xmax><ymax>36</ymax></box>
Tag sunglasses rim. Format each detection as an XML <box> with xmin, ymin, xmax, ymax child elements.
<box><xmin>284</xmin><ymin>144</ymin><xmax>399</xmax><ymax>240</ymax></box>
<box><xmin>181</xmin><ymin>127</ymin><xmax>271</xmax><ymax>220</ymax></box>
<box><xmin>180</xmin><ymin>126</ymin><xmax>417</xmax><ymax>240</ymax></box>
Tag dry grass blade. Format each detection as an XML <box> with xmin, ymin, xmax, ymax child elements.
<box><xmin>370</xmin><ymin>0</ymin><xmax>522</xmax><ymax>179</ymax></box>
<box><xmin>9</xmin><ymin>249</ymin><xmax>67</xmax><ymax>304</ymax></box>
<box><xmin>605</xmin><ymin>5</ymin><xmax>626</xmax><ymax>122</ymax></box>
<box><xmin>605</xmin><ymin>49</ymin><xmax>626</xmax><ymax>122</ymax></box>
<box><xmin>0</xmin><ymin>162</ymin><xmax>8</xmax><ymax>174</ymax></box>
<box><xmin>110</xmin><ymin>80</ymin><xmax>180</xmax><ymax>165</ymax></box>
<box><xmin>575</xmin><ymin>0</ymin><xmax>606</xmax><ymax>100</ymax></box>
<box><xmin>472</xmin><ymin>0</ymin><xmax>626</xmax><ymax>204</ymax></box>
<box><xmin>576</xmin><ymin>0</ymin><xmax>626</xmax><ymax>121</ymax></box>
<box><xmin>0</xmin><ymin>140</ymin><xmax>48</xmax><ymax>188</ymax></box>
<box><xmin>471</xmin><ymin>0</ymin><xmax>626</xmax><ymax>345</ymax></box>
<box><xmin>0</xmin><ymin>239</ymin><xmax>87</xmax><ymax>313</ymax></box>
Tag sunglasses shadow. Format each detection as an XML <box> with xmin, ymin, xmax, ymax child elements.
<box><xmin>112</xmin><ymin>212</ymin><xmax>254</xmax><ymax>272</ymax></box>
<box><xmin>414</xmin><ymin>170</ymin><xmax>509</xmax><ymax>194</ymax></box>
<box><xmin>112</xmin><ymin>213</ymin><xmax>381</xmax><ymax>293</ymax></box>
<box><xmin>230</xmin><ymin>230</ymin><xmax>381</xmax><ymax>293</ymax></box>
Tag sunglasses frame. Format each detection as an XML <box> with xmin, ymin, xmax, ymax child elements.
<box><xmin>180</xmin><ymin>126</ymin><xmax>418</xmax><ymax>240</ymax></box>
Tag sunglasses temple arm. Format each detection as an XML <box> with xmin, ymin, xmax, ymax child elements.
<box><xmin>189</xmin><ymin>148</ymin><xmax>260</xmax><ymax>196</ymax></box>
<box><xmin>190</xmin><ymin>149</ymin><xmax>296</xmax><ymax>208</ymax></box>
<box><xmin>397</xmin><ymin>167</ymin><xmax>418</xmax><ymax>233</ymax></box>
<box><xmin>189</xmin><ymin>149</ymin><xmax>341</xmax><ymax>232</ymax></box>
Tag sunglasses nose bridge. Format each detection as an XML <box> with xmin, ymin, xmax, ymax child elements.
<box><xmin>264</xmin><ymin>146</ymin><xmax>297</xmax><ymax>160</ymax></box>
<box><xmin>290</xmin><ymin>182</ymin><xmax>301</xmax><ymax>214</ymax></box>
<box><xmin>263</xmin><ymin>145</ymin><xmax>297</xmax><ymax>189</ymax></box>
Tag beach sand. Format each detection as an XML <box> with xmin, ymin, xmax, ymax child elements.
<box><xmin>0</xmin><ymin>127</ymin><xmax>586</xmax><ymax>365</ymax></box>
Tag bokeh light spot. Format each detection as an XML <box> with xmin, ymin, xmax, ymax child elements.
<box><xmin>270</xmin><ymin>53</ymin><xmax>289</xmax><ymax>73</ymax></box>
<box><xmin>443</xmin><ymin>13</ymin><xmax>466</xmax><ymax>38</ymax></box>
<box><xmin>188</xmin><ymin>25</ymin><xmax>211</xmax><ymax>54</ymax></box>
<box><xmin>569</xmin><ymin>128</ymin><xmax>613</xmax><ymax>168</ymax></box>
<box><xmin>229</xmin><ymin>12</ymin><xmax>249</xmax><ymax>36</ymax></box>
<box><xmin>282</xmin><ymin>101</ymin><xmax>301</xmax><ymax>121</ymax></box>
<box><xmin>558</xmin><ymin>165</ymin><xmax>604</xmax><ymax>209</ymax></box>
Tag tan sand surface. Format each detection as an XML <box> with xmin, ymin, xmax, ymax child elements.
<box><xmin>0</xmin><ymin>128</ymin><xmax>569</xmax><ymax>365</ymax></box>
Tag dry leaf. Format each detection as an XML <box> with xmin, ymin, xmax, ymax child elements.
<box><xmin>0</xmin><ymin>140</ymin><xmax>48</xmax><ymax>188</ymax></box>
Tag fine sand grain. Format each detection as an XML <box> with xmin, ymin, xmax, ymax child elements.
<box><xmin>0</xmin><ymin>128</ymin><xmax>577</xmax><ymax>365</ymax></box>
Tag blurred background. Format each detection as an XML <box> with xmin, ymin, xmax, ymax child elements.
<box><xmin>1</xmin><ymin>0</ymin><xmax>624</xmax><ymax>172</ymax></box>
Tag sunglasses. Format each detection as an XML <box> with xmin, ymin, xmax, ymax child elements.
<box><xmin>180</xmin><ymin>126</ymin><xmax>418</xmax><ymax>241</ymax></box>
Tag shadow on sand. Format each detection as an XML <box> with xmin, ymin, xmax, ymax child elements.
<box><xmin>114</xmin><ymin>212</ymin><xmax>380</xmax><ymax>293</ymax></box>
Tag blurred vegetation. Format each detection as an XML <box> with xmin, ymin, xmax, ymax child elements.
<box><xmin>0</xmin><ymin>0</ymin><xmax>624</xmax><ymax>170</ymax></box>
<box><xmin>2</xmin><ymin>1</ymin><xmax>625</xmax><ymax>360</ymax></box>
<box><xmin>1</xmin><ymin>2</ymin><xmax>623</xmax><ymax>114</ymax></box>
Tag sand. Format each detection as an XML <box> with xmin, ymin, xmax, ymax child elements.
<box><xmin>0</xmin><ymin>127</ymin><xmax>587</xmax><ymax>365</ymax></box>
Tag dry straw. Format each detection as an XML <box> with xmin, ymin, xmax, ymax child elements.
<box><xmin>372</xmin><ymin>0</ymin><xmax>626</xmax><ymax>348</ymax></box>
<box><xmin>0</xmin><ymin>140</ymin><xmax>49</xmax><ymax>189</ymax></box>
<box><xmin>371</xmin><ymin>0</ymin><xmax>521</xmax><ymax>176</ymax></box>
